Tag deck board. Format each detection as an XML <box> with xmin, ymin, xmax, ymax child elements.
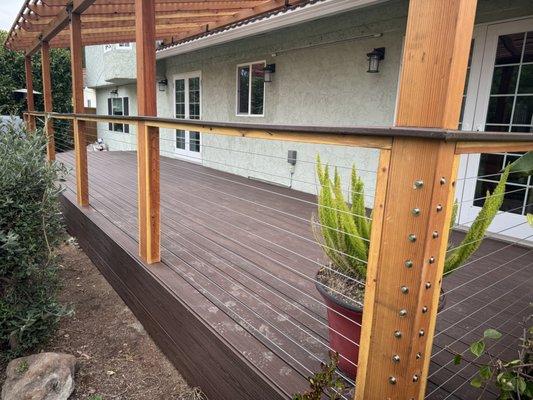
<box><xmin>57</xmin><ymin>150</ymin><xmax>532</xmax><ymax>400</ymax></box>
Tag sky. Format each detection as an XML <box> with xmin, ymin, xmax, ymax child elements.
<box><xmin>0</xmin><ymin>1</ymin><xmax>25</xmax><ymax>31</ymax></box>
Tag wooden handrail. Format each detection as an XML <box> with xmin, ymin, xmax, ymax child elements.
<box><xmin>26</xmin><ymin>111</ymin><xmax>533</xmax><ymax>153</ymax></box>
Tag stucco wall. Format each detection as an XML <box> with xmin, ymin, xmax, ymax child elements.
<box><xmin>92</xmin><ymin>0</ymin><xmax>533</xmax><ymax>203</ymax></box>
<box><xmin>85</xmin><ymin>44</ymin><xmax>137</xmax><ymax>88</ymax></box>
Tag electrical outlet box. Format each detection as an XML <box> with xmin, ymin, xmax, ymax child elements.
<box><xmin>287</xmin><ymin>150</ymin><xmax>297</xmax><ymax>166</ymax></box>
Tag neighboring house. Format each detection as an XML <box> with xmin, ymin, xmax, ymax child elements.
<box><xmin>84</xmin><ymin>0</ymin><xmax>533</xmax><ymax>241</ymax></box>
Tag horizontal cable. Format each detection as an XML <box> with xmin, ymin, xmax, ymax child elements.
<box><xmin>454</xmin><ymin>186</ymin><xmax>528</xmax><ymax>205</ymax></box>
<box><xmin>456</xmin><ymin>168</ymin><xmax>533</xmax><ymax>182</ymax></box>
<box><xmin>435</xmin><ymin>272</ymin><xmax>532</xmax><ymax>334</ymax></box>
<box><xmin>454</xmin><ymin>202</ymin><xmax>533</xmax><ymax>227</ymax></box>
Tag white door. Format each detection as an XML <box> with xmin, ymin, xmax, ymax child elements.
<box><xmin>457</xmin><ymin>19</ymin><xmax>533</xmax><ymax>242</ymax></box>
<box><xmin>174</xmin><ymin>73</ymin><xmax>201</xmax><ymax>162</ymax></box>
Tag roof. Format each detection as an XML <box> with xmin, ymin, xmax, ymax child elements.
<box><xmin>156</xmin><ymin>0</ymin><xmax>385</xmax><ymax>57</ymax></box>
<box><xmin>4</xmin><ymin>0</ymin><xmax>312</xmax><ymax>56</ymax></box>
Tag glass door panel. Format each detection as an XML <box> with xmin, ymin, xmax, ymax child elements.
<box><xmin>173</xmin><ymin>74</ymin><xmax>201</xmax><ymax>162</ymax></box>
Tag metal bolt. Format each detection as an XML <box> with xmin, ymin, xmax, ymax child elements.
<box><xmin>405</xmin><ymin>260</ymin><xmax>413</xmax><ymax>268</ymax></box>
<box><xmin>392</xmin><ymin>355</ymin><xmax>400</xmax><ymax>363</ymax></box>
<box><xmin>425</xmin><ymin>282</ymin><xmax>432</xmax><ymax>289</ymax></box>
<box><xmin>412</xmin><ymin>208</ymin><xmax>421</xmax><ymax>216</ymax></box>
<box><xmin>394</xmin><ymin>330</ymin><xmax>402</xmax><ymax>338</ymax></box>
<box><xmin>414</xmin><ymin>180</ymin><xmax>424</xmax><ymax>189</ymax></box>
<box><xmin>436</xmin><ymin>204</ymin><xmax>443</xmax><ymax>212</ymax></box>
<box><xmin>432</xmin><ymin>231</ymin><xmax>439</xmax><ymax>238</ymax></box>
<box><xmin>416</xmin><ymin>352</ymin><xmax>422</xmax><ymax>359</ymax></box>
<box><xmin>422</xmin><ymin>306</ymin><xmax>428</xmax><ymax>313</ymax></box>
<box><xmin>401</xmin><ymin>286</ymin><xmax>409</xmax><ymax>294</ymax></box>
<box><xmin>413</xmin><ymin>374</ymin><xmax>419</xmax><ymax>382</ymax></box>
<box><xmin>389</xmin><ymin>376</ymin><xmax>397</xmax><ymax>385</ymax></box>
<box><xmin>419</xmin><ymin>329</ymin><xmax>425</xmax><ymax>337</ymax></box>
<box><xmin>440</xmin><ymin>177</ymin><xmax>446</xmax><ymax>185</ymax></box>
<box><xmin>428</xmin><ymin>256</ymin><xmax>435</xmax><ymax>264</ymax></box>
<box><xmin>408</xmin><ymin>234</ymin><xmax>417</xmax><ymax>242</ymax></box>
<box><xmin>399</xmin><ymin>309</ymin><xmax>407</xmax><ymax>317</ymax></box>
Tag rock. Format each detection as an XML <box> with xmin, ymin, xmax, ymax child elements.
<box><xmin>1</xmin><ymin>353</ymin><xmax>77</xmax><ymax>400</ymax></box>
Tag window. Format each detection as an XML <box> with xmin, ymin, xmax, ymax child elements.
<box><xmin>107</xmin><ymin>97</ymin><xmax>129</xmax><ymax>133</ymax></box>
<box><xmin>237</xmin><ymin>61</ymin><xmax>265</xmax><ymax>116</ymax></box>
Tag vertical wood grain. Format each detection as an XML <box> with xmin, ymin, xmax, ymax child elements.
<box><xmin>24</xmin><ymin>55</ymin><xmax>36</xmax><ymax>132</ymax></box>
<box><xmin>355</xmin><ymin>0</ymin><xmax>477</xmax><ymax>398</ymax></box>
<box><xmin>135</xmin><ymin>0</ymin><xmax>160</xmax><ymax>263</ymax></box>
<box><xmin>70</xmin><ymin>12</ymin><xmax>89</xmax><ymax>206</ymax></box>
<box><xmin>41</xmin><ymin>41</ymin><xmax>55</xmax><ymax>161</ymax></box>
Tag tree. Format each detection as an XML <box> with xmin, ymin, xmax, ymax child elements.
<box><xmin>0</xmin><ymin>30</ymin><xmax>72</xmax><ymax>116</ymax></box>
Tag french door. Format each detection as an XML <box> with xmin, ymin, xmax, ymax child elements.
<box><xmin>457</xmin><ymin>18</ymin><xmax>533</xmax><ymax>242</ymax></box>
<box><xmin>174</xmin><ymin>72</ymin><xmax>201</xmax><ymax>162</ymax></box>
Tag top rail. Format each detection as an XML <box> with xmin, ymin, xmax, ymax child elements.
<box><xmin>25</xmin><ymin>111</ymin><xmax>533</xmax><ymax>153</ymax></box>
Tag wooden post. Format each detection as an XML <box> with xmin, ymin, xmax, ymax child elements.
<box><xmin>41</xmin><ymin>41</ymin><xmax>55</xmax><ymax>161</ymax></box>
<box><xmin>70</xmin><ymin>11</ymin><xmax>89</xmax><ymax>206</ymax></box>
<box><xmin>355</xmin><ymin>0</ymin><xmax>477</xmax><ymax>399</ymax></box>
<box><xmin>135</xmin><ymin>0</ymin><xmax>160</xmax><ymax>264</ymax></box>
<box><xmin>23</xmin><ymin>55</ymin><xmax>36</xmax><ymax>132</ymax></box>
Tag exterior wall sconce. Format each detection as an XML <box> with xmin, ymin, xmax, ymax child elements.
<box><xmin>110</xmin><ymin>88</ymin><xmax>118</xmax><ymax>97</ymax></box>
<box><xmin>263</xmin><ymin>64</ymin><xmax>276</xmax><ymax>83</ymax></box>
<box><xmin>158</xmin><ymin>78</ymin><xmax>168</xmax><ymax>91</ymax></box>
<box><xmin>366</xmin><ymin>47</ymin><xmax>385</xmax><ymax>73</ymax></box>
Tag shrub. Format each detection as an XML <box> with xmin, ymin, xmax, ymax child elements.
<box><xmin>0</xmin><ymin>119</ymin><xmax>68</xmax><ymax>359</ymax></box>
<box><xmin>314</xmin><ymin>155</ymin><xmax>510</xmax><ymax>281</ymax></box>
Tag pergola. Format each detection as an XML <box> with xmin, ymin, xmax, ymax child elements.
<box><xmin>7</xmin><ymin>1</ymin><xmax>533</xmax><ymax>399</ymax></box>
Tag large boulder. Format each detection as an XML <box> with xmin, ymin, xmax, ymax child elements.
<box><xmin>1</xmin><ymin>353</ymin><xmax>77</xmax><ymax>400</ymax></box>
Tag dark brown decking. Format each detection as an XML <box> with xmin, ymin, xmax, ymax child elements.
<box><xmin>56</xmin><ymin>150</ymin><xmax>532</xmax><ymax>400</ymax></box>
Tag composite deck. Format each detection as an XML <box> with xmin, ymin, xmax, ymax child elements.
<box><xmin>56</xmin><ymin>150</ymin><xmax>532</xmax><ymax>400</ymax></box>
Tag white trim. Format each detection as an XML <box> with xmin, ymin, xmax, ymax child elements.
<box><xmin>171</xmin><ymin>71</ymin><xmax>202</xmax><ymax>162</ymax></box>
<box><xmin>156</xmin><ymin>0</ymin><xmax>388</xmax><ymax>60</ymax></box>
<box><xmin>236</xmin><ymin>60</ymin><xmax>266</xmax><ymax>117</ymax></box>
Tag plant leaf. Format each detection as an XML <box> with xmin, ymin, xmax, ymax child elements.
<box><xmin>483</xmin><ymin>328</ymin><xmax>502</xmax><ymax>340</ymax></box>
<box><xmin>471</xmin><ymin>375</ymin><xmax>483</xmax><ymax>388</ymax></box>
<box><xmin>479</xmin><ymin>365</ymin><xmax>491</xmax><ymax>380</ymax></box>
<box><xmin>470</xmin><ymin>340</ymin><xmax>485</xmax><ymax>357</ymax></box>
<box><xmin>508</xmin><ymin>151</ymin><xmax>533</xmax><ymax>177</ymax></box>
<box><xmin>453</xmin><ymin>354</ymin><xmax>462</xmax><ymax>365</ymax></box>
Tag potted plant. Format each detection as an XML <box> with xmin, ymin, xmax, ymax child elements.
<box><xmin>313</xmin><ymin>155</ymin><xmax>511</xmax><ymax>377</ymax></box>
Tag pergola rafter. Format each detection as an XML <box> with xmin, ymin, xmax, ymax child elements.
<box><xmin>5</xmin><ymin>0</ymin><xmax>300</xmax><ymax>55</ymax></box>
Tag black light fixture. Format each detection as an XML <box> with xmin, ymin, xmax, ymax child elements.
<box><xmin>366</xmin><ymin>47</ymin><xmax>385</xmax><ymax>73</ymax></box>
<box><xmin>110</xmin><ymin>88</ymin><xmax>118</xmax><ymax>97</ymax></box>
<box><xmin>158</xmin><ymin>78</ymin><xmax>168</xmax><ymax>91</ymax></box>
<box><xmin>263</xmin><ymin>64</ymin><xmax>276</xmax><ymax>83</ymax></box>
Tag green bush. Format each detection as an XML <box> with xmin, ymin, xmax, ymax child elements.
<box><xmin>0</xmin><ymin>119</ymin><xmax>68</xmax><ymax>359</ymax></box>
<box><xmin>314</xmin><ymin>155</ymin><xmax>510</xmax><ymax>281</ymax></box>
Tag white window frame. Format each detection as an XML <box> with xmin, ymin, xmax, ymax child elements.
<box><xmin>109</xmin><ymin>97</ymin><xmax>127</xmax><ymax>133</ymax></box>
<box><xmin>235</xmin><ymin>60</ymin><xmax>266</xmax><ymax>117</ymax></box>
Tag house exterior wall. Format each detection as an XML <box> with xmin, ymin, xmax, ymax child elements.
<box><xmin>90</xmin><ymin>0</ymin><xmax>533</xmax><ymax>203</ymax></box>
<box><xmin>85</xmin><ymin>44</ymin><xmax>137</xmax><ymax>88</ymax></box>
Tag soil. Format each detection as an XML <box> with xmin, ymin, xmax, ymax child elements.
<box><xmin>316</xmin><ymin>265</ymin><xmax>366</xmax><ymax>308</ymax></box>
<box><xmin>1</xmin><ymin>239</ymin><xmax>206</xmax><ymax>400</ymax></box>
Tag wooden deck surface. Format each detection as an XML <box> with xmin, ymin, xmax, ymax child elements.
<box><xmin>56</xmin><ymin>150</ymin><xmax>532</xmax><ymax>400</ymax></box>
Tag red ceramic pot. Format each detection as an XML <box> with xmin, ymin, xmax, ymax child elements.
<box><xmin>315</xmin><ymin>281</ymin><xmax>362</xmax><ymax>379</ymax></box>
<box><xmin>316</xmin><ymin>279</ymin><xmax>447</xmax><ymax>379</ymax></box>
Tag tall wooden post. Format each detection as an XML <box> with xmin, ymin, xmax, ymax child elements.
<box><xmin>24</xmin><ymin>55</ymin><xmax>36</xmax><ymax>131</ymax></box>
<box><xmin>70</xmin><ymin>12</ymin><xmax>89</xmax><ymax>206</ymax></box>
<box><xmin>135</xmin><ymin>0</ymin><xmax>160</xmax><ymax>263</ymax></box>
<box><xmin>355</xmin><ymin>1</ymin><xmax>477</xmax><ymax>399</ymax></box>
<box><xmin>41</xmin><ymin>41</ymin><xmax>55</xmax><ymax>161</ymax></box>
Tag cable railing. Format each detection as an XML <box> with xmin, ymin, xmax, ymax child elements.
<box><xmin>25</xmin><ymin>111</ymin><xmax>533</xmax><ymax>400</ymax></box>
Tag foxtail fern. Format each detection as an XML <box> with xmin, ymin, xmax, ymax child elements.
<box><xmin>314</xmin><ymin>156</ymin><xmax>511</xmax><ymax>279</ymax></box>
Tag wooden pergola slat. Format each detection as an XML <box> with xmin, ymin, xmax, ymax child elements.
<box><xmin>5</xmin><ymin>0</ymin><xmax>304</xmax><ymax>54</ymax></box>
